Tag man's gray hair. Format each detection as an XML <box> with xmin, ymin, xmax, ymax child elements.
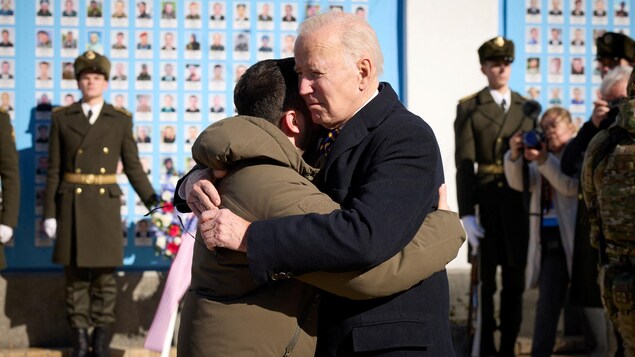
<box><xmin>297</xmin><ymin>11</ymin><xmax>384</xmax><ymax>76</ymax></box>
<box><xmin>600</xmin><ymin>65</ymin><xmax>633</xmax><ymax>97</ymax></box>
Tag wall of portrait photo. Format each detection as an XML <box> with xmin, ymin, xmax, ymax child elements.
<box><xmin>3</xmin><ymin>0</ymin><xmax>401</xmax><ymax>270</ymax></box>
<box><xmin>507</xmin><ymin>0</ymin><xmax>632</xmax><ymax>127</ymax></box>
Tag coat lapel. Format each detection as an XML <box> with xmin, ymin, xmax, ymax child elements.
<box><xmin>475</xmin><ymin>88</ymin><xmax>505</xmax><ymax>126</ymax></box>
<box><xmin>320</xmin><ymin>83</ymin><xmax>398</xmax><ymax>178</ymax></box>
<box><xmin>66</xmin><ymin>102</ymin><xmax>91</xmax><ymax>137</ymax></box>
<box><xmin>498</xmin><ymin>92</ymin><xmax>529</xmax><ymax>136</ymax></box>
<box><xmin>77</xmin><ymin>103</ymin><xmax>113</xmax><ymax>150</ymax></box>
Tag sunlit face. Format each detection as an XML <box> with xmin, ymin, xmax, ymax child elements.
<box><xmin>295</xmin><ymin>32</ymin><xmax>365</xmax><ymax>128</ymax></box>
<box><xmin>541</xmin><ymin>113</ymin><xmax>576</xmax><ymax>152</ymax></box>
<box><xmin>481</xmin><ymin>60</ymin><xmax>512</xmax><ymax>90</ymax></box>
<box><xmin>78</xmin><ymin>72</ymin><xmax>108</xmax><ymax>102</ymax></box>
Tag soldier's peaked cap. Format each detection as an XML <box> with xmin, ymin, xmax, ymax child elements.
<box><xmin>478</xmin><ymin>36</ymin><xmax>514</xmax><ymax>63</ymax></box>
<box><xmin>73</xmin><ymin>51</ymin><xmax>110</xmax><ymax>80</ymax></box>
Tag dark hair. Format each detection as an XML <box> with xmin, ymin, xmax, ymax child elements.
<box><xmin>233</xmin><ymin>58</ymin><xmax>308</xmax><ymax>127</ymax></box>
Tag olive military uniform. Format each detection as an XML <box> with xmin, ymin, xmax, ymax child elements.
<box><xmin>455</xmin><ymin>37</ymin><xmax>537</xmax><ymax>356</ymax></box>
<box><xmin>0</xmin><ymin>111</ymin><xmax>19</xmax><ymax>269</ymax></box>
<box><xmin>44</xmin><ymin>52</ymin><xmax>155</xmax><ymax>357</ymax></box>
<box><xmin>583</xmin><ymin>83</ymin><xmax>635</xmax><ymax>355</ymax></box>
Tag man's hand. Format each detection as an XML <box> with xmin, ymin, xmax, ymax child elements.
<box><xmin>183</xmin><ymin>168</ymin><xmax>221</xmax><ymax>218</ymax></box>
<box><xmin>43</xmin><ymin>218</ymin><xmax>57</xmax><ymax>239</ymax></box>
<box><xmin>0</xmin><ymin>225</ymin><xmax>13</xmax><ymax>244</ymax></box>
<box><xmin>508</xmin><ymin>131</ymin><xmax>524</xmax><ymax>161</ymax></box>
<box><xmin>591</xmin><ymin>99</ymin><xmax>610</xmax><ymax>128</ymax></box>
<box><xmin>437</xmin><ymin>184</ymin><xmax>449</xmax><ymax>210</ymax></box>
<box><xmin>199</xmin><ymin>208</ymin><xmax>250</xmax><ymax>252</ymax></box>
<box><xmin>461</xmin><ymin>215</ymin><xmax>484</xmax><ymax>252</ymax></box>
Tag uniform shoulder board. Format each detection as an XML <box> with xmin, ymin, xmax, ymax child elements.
<box><xmin>113</xmin><ymin>106</ymin><xmax>133</xmax><ymax>118</ymax></box>
<box><xmin>459</xmin><ymin>92</ymin><xmax>478</xmax><ymax>104</ymax></box>
<box><xmin>52</xmin><ymin>105</ymin><xmax>67</xmax><ymax>113</ymax></box>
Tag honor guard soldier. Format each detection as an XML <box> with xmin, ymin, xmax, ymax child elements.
<box><xmin>455</xmin><ymin>36</ymin><xmax>538</xmax><ymax>356</ymax></box>
<box><xmin>0</xmin><ymin>109</ymin><xmax>19</xmax><ymax>269</ymax></box>
<box><xmin>582</xmin><ymin>68</ymin><xmax>635</xmax><ymax>356</ymax></box>
<box><xmin>43</xmin><ymin>51</ymin><xmax>157</xmax><ymax>357</ymax></box>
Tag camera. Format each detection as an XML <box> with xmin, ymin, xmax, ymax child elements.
<box><xmin>522</xmin><ymin>130</ymin><xmax>544</xmax><ymax>150</ymax></box>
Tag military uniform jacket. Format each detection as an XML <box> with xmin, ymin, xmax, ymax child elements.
<box><xmin>0</xmin><ymin>112</ymin><xmax>19</xmax><ymax>269</ymax></box>
<box><xmin>455</xmin><ymin>88</ymin><xmax>537</xmax><ymax>264</ymax></box>
<box><xmin>44</xmin><ymin>102</ymin><xmax>154</xmax><ymax>267</ymax></box>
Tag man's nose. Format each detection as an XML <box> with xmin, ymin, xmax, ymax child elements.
<box><xmin>299</xmin><ymin>77</ymin><xmax>312</xmax><ymax>95</ymax></box>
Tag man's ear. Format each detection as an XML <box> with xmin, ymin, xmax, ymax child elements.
<box><xmin>358</xmin><ymin>58</ymin><xmax>372</xmax><ymax>91</ymax></box>
<box><xmin>279</xmin><ymin>110</ymin><xmax>301</xmax><ymax>135</ymax></box>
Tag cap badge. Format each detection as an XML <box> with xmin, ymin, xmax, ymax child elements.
<box><xmin>86</xmin><ymin>51</ymin><xmax>96</xmax><ymax>60</ymax></box>
<box><xmin>494</xmin><ymin>36</ymin><xmax>505</xmax><ymax>47</ymax></box>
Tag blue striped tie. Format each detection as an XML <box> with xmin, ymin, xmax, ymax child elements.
<box><xmin>319</xmin><ymin>128</ymin><xmax>341</xmax><ymax>157</ymax></box>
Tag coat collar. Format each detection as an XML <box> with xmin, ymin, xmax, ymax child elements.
<box><xmin>320</xmin><ymin>83</ymin><xmax>398</xmax><ymax>172</ymax></box>
<box><xmin>65</xmin><ymin>102</ymin><xmax>117</xmax><ymax>148</ymax></box>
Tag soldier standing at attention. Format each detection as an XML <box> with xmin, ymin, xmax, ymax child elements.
<box><xmin>0</xmin><ymin>109</ymin><xmax>19</xmax><ymax>269</ymax></box>
<box><xmin>455</xmin><ymin>37</ymin><xmax>538</xmax><ymax>356</ymax></box>
<box><xmin>582</xmin><ymin>68</ymin><xmax>635</xmax><ymax>356</ymax></box>
<box><xmin>43</xmin><ymin>51</ymin><xmax>157</xmax><ymax>357</ymax></box>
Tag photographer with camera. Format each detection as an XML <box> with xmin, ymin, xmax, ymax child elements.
<box><xmin>504</xmin><ymin>107</ymin><xmax>583</xmax><ymax>357</ymax></box>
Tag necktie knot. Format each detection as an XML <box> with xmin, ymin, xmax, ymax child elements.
<box><xmin>319</xmin><ymin>128</ymin><xmax>341</xmax><ymax>157</ymax></box>
<box><xmin>501</xmin><ymin>99</ymin><xmax>507</xmax><ymax>112</ymax></box>
<box><xmin>86</xmin><ymin>109</ymin><xmax>93</xmax><ymax>121</ymax></box>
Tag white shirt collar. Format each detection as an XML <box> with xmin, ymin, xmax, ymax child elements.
<box><xmin>81</xmin><ymin>100</ymin><xmax>104</xmax><ymax>125</ymax></box>
<box><xmin>489</xmin><ymin>88</ymin><xmax>511</xmax><ymax>113</ymax></box>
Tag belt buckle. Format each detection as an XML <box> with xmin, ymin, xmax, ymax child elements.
<box><xmin>84</xmin><ymin>174</ymin><xmax>95</xmax><ymax>184</ymax></box>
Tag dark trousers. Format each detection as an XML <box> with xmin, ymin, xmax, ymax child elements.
<box><xmin>480</xmin><ymin>250</ymin><xmax>525</xmax><ymax>356</ymax></box>
<box><xmin>531</xmin><ymin>226</ymin><xmax>569</xmax><ymax>357</ymax></box>
<box><xmin>64</xmin><ymin>266</ymin><xmax>117</xmax><ymax>328</ymax></box>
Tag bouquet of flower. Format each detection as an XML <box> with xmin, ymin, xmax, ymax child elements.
<box><xmin>150</xmin><ymin>188</ymin><xmax>183</xmax><ymax>260</ymax></box>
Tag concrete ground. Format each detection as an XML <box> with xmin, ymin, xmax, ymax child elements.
<box><xmin>0</xmin><ymin>269</ymin><xmax>602</xmax><ymax>356</ymax></box>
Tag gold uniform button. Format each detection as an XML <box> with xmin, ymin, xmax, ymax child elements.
<box><xmin>496</xmin><ymin>137</ymin><xmax>503</xmax><ymax>143</ymax></box>
<box><xmin>75</xmin><ymin>168</ymin><xmax>82</xmax><ymax>173</ymax></box>
<box><xmin>99</xmin><ymin>188</ymin><xmax>106</xmax><ymax>195</ymax></box>
<box><xmin>100</xmin><ymin>167</ymin><xmax>106</xmax><ymax>174</ymax></box>
<box><xmin>78</xmin><ymin>149</ymin><xmax>84</xmax><ymax>155</ymax></box>
<box><xmin>103</xmin><ymin>147</ymin><xmax>109</xmax><ymax>154</ymax></box>
<box><xmin>76</xmin><ymin>188</ymin><xmax>83</xmax><ymax>194</ymax></box>
<box><xmin>496</xmin><ymin>160</ymin><xmax>502</xmax><ymax>165</ymax></box>
<box><xmin>497</xmin><ymin>182</ymin><xmax>504</xmax><ymax>188</ymax></box>
<box><xmin>578</xmin><ymin>193</ymin><xmax>584</xmax><ymax>200</ymax></box>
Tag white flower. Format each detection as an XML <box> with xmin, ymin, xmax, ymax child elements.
<box><xmin>161</xmin><ymin>190</ymin><xmax>172</xmax><ymax>202</ymax></box>
<box><xmin>155</xmin><ymin>236</ymin><xmax>166</xmax><ymax>249</ymax></box>
<box><xmin>160</xmin><ymin>214</ymin><xmax>172</xmax><ymax>227</ymax></box>
<box><xmin>174</xmin><ymin>237</ymin><xmax>182</xmax><ymax>246</ymax></box>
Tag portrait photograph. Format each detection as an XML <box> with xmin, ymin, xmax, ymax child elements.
<box><xmin>135</xmin><ymin>31</ymin><xmax>153</xmax><ymax>59</ymax></box>
<box><xmin>36</xmin><ymin>0</ymin><xmax>54</xmax><ymax>26</ymax></box>
<box><xmin>135</xmin><ymin>94</ymin><xmax>153</xmax><ymax>120</ymax></box>
<box><xmin>61</xmin><ymin>29</ymin><xmax>79</xmax><ymax>54</ymax></box>
<box><xmin>185</xmin><ymin>1</ymin><xmax>202</xmax><ymax>28</ymax></box>
<box><xmin>0</xmin><ymin>0</ymin><xmax>15</xmax><ymax>25</ymax></box>
<box><xmin>233</xmin><ymin>2</ymin><xmax>250</xmax><ymax>29</ymax></box>
<box><xmin>526</xmin><ymin>0</ymin><xmax>541</xmax><ymax>22</ymax></box>
<box><xmin>135</xmin><ymin>0</ymin><xmax>153</xmax><ymax>27</ymax></box>
<box><xmin>0</xmin><ymin>91</ymin><xmax>13</xmax><ymax>113</ymax></box>
<box><xmin>160</xmin><ymin>31</ymin><xmax>178</xmax><ymax>60</ymax></box>
<box><xmin>159</xmin><ymin>93</ymin><xmax>177</xmax><ymax>121</ymax></box>
<box><xmin>570</xmin><ymin>0</ymin><xmax>586</xmax><ymax>24</ymax></box>
<box><xmin>86</xmin><ymin>31</ymin><xmax>104</xmax><ymax>54</ymax></box>
<box><xmin>525</xmin><ymin>27</ymin><xmax>540</xmax><ymax>53</ymax></box>
<box><xmin>36</xmin><ymin>29</ymin><xmax>53</xmax><ymax>57</ymax></box>
<box><xmin>160</xmin><ymin>1</ymin><xmax>177</xmax><ymax>27</ymax></box>
<box><xmin>86</xmin><ymin>0</ymin><xmax>104</xmax><ymax>27</ymax></box>
<box><xmin>209</xmin><ymin>1</ymin><xmax>226</xmax><ymax>28</ymax></box>
<box><xmin>111</xmin><ymin>0</ymin><xmax>129</xmax><ymax>27</ymax></box>
<box><xmin>135</xmin><ymin>62</ymin><xmax>153</xmax><ymax>90</ymax></box>
<box><xmin>185</xmin><ymin>32</ymin><xmax>202</xmax><ymax>60</ymax></box>
<box><xmin>184</xmin><ymin>93</ymin><xmax>202</xmax><ymax>122</ymax></box>
<box><xmin>112</xmin><ymin>93</ymin><xmax>128</xmax><ymax>111</ymax></box>
<box><xmin>257</xmin><ymin>2</ymin><xmax>274</xmax><ymax>30</ymax></box>
<box><xmin>592</xmin><ymin>0</ymin><xmax>608</xmax><ymax>25</ymax></box>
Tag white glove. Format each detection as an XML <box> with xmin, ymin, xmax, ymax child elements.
<box><xmin>461</xmin><ymin>215</ymin><xmax>485</xmax><ymax>252</ymax></box>
<box><xmin>0</xmin><ymin>225</ymin><xmax>13</xmax><ymax>244</ymax></box>
<box><xmin>44</xmin><ymin>218</ymin><xmax>57</xmax><ymax>239</ymax></box>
